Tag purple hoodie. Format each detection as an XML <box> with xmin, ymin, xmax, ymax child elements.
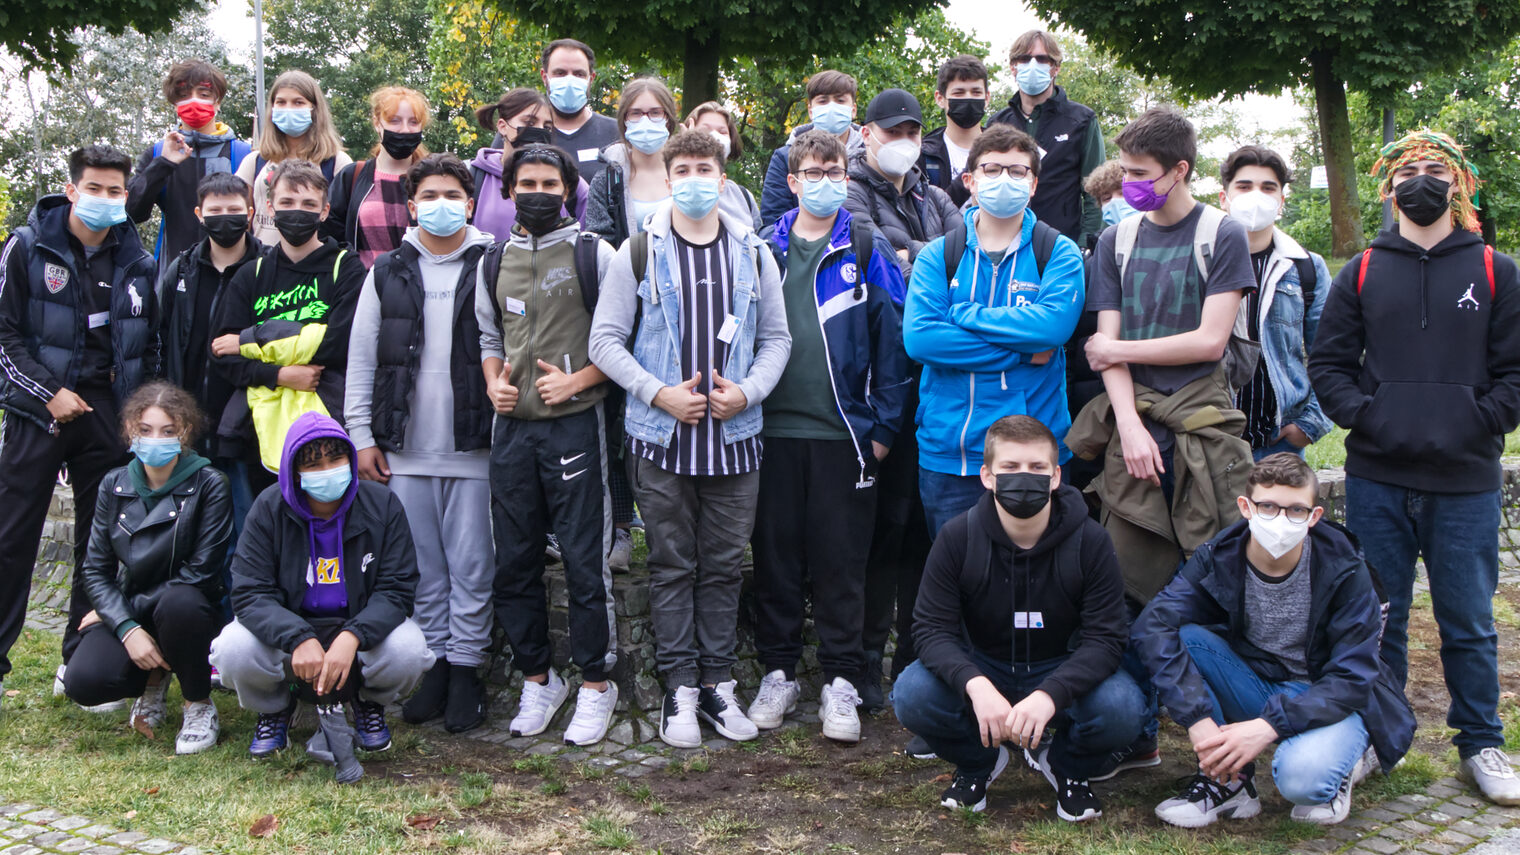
<box><xmin>469</xmin><ymin>147</ymin><xmax>592</xmax><ymax>241</ymax></box>
<box><xmin>279</xmin><ymin>411</ymin><xmax>359</xmax><ymax>618</ymax></box>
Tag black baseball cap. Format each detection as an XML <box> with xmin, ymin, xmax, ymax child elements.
<box><xmin>864</xmin><ymin>89</ymin><xmax>924</xmax><ymax>129</ymax></box>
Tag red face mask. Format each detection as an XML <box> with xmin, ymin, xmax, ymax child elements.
<box><xmin>175</xmin><ymin>97</ymin><xmax>217</xmax><ymax>130</ymax></box>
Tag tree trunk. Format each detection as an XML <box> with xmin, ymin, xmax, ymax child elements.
<box><xmin>1310</xmin><ymin>50</ymin><xmax>1365</xmax><ymax>258</ymax></box>
<box><xmin>681</xmin><ymin>29</ymin><xmax>721</xmax><ymax>111</ymax></box>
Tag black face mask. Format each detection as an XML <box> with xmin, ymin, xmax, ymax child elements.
<box><xmin>946</xmin><ymin>98</ymin><xmax>986</xmax><ymax>130</ymax></box>
<box><xmin>994</xmin><ymin>472</ymin><xmax>1052</xmax><ymax>519</ymax></box>
<box><xmin>1394</xmin><ymin>174</ymin><xmax>1452</xmax><ymax>227</ymax></box>
<box><xmin>380</xmin><ymin>130</ymin><xmax>424</xmax><ymax>161</ymax></box>
<box><xmin>272</xmin><ymin>209</ymin><xmax>322</xmax><ymax>247</ymax></box>
<box><xmin>515</xmin><ymin>192</ymin><xmax>565</xmax><ymax>236</ymax></box>
<box><xmin>513</xmin><ymin>126</ymin><xmax>552</xmax><ymax>147</ymax></box>
<box><xmin>202</xmin><ymin>213</ymin><xmax>249</xmax><ymax>248</ymax></box>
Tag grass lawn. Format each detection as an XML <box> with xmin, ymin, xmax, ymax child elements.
<box><xmin>1306</xmin><ymin>426</ymin><xmax>1520</xmax><ymax>469</ymax></box>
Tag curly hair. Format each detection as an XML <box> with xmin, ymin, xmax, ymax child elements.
<box><xmin>120</xmin><ymin>381</ymin><xmax>204</xmax><ymax>449</ymax></box>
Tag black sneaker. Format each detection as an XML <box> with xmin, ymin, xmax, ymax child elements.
<box><xmin>1155</xmin><ymin>768</ymin><xmax>1262</xmax><ymax>828</ymax></box>
<box><xmin>858</xmin><ymin>650</ymin><xmax>885</xmax><ymax>715</ymax></box>
<box><xmin>401</xmin><ymin>658</ymin><xmax>450</xmax><ymax>724</ymax></box>
<box><xmin>444</xmin><ymin>664</ymin><xmax>487</xmax><ymax>734</ymax></box>
<box><xmin>939</xmin><ymin>745</ymin><xmax>1010</xmax><ymax>812</ymax></box>
<box><xmin>1090</xmin><ymin>735</ymin><xmax>1161</xmax><ymax>781</ymax></box>
<box><xmin>350</xmin><ymin>700</ymin><xmax>392</xmax><ymax>752</ymax></box>
<box><xmin>697</xmin><ymin>681</ymin><xmax>758</xmax><ymax>741</ymax></box>
<box><xmin>903</xmin><ymin>733</ymin><xmax>938</xmax><ymax>760</ymax></box>
<box><xmin>1025</xmin><ymin>742</ymin><xmax>1104</xmax><ymax>822</ymax></box>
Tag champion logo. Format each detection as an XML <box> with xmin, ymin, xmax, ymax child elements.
<box><xmin>43</xmin><ymin>263</ymin><xmax>68</xmax><ymax>293</ymax></box>
<box><xmin>1458</xmin><ymin>284</ymin><xmax>1481</xmax><ymax>310</ymax></box>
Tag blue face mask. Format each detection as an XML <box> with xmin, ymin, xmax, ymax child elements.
<box><xmin>976</xmin><ymin>174</ymin><xmax>1032</xmax><ymax>220</ymax></box>
<box><xmin>1102</xmin><ymin>196</ymin><xmax>1138</xmax><ymax>226</ymax></box>
<box><xmin>799</xmin><ymin>177</ymin><xmax>847</xmax><ymax>218</ymax></box>
<box><xmin>131</xmin><ymin>436</ymin><xmax>181</xmax><ymax>468</ymax></box>
<box><xmin>671</xmin><ymin>177</ymin><xmax>721</xmax><ymax>219</ymax></box>
<box><xmin>300</xmin><ymin>463</ymin><xmax>352</xmax><ymax>503</ymax></box>
<box><xmin>810</xmin><ymin>103</ymin><xmax>853</xmax><ymax>136</ymax></box>
<box><xmin>1015</xmin><ymin>61</ymin><xmax>1052</xmax><ymax>97</ymax></box>
<box><xmin>73</xmin><ymin>193</ymin><xmax>128</xmax><ymax>231</ymax></box>
<box><xmin>547</xmin><ymin>76</ymin><xmax>589</xmax><ymax>114</ymax></box>
<box><xmin>415</xmin><ymin>199</ymin><xmax>467</xmax><ymax>237</ymax></box>
<box><xmin>271</xmin><ymin>107</ymin><xmax>313</xmax><ymax>136</ymax></box>
<box><xmin>625</xmin><ymin>117</ymin><xmax>670</xmax><ymax>155</ymax></box>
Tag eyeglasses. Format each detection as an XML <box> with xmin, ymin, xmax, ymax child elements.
<box><xmin>794</xmin><ymin>167</ymin><xmax>847</xmax><ymax>182</ymax></box>
<box><xmin>1012</xmin><ymin>54</ymin><xmax>1057</xmax><ymax>65</ymax></box>
<box><xmin>1250</xmin><ymin>500</ymin><xmax>1314</xmax><ymax>524</ymax></box>
<box><xmin>626</xmin><ymin>108</ymin><xmax>667</xmax><ymax>123</ymax></box>
<box><xmin>974</xmin><ymin>163</ymin><xmax>1032</xmax><ymax>179</ymax></box>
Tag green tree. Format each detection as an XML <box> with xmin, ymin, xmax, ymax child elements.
<box><xmin>0</xmin><ymin>0</ymin><xmax>199</xmax><ymax>69</ymax></box>
<box><xmin>1028</xmin><ymin>0</ymin><xmax>1520</xmax><ymax>257</ymax></box>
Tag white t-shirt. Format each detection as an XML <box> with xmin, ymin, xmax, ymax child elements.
<box><xmin>946</xmin><ymin>137</ymin><xmax>971</xmax><ymax>180</ymax></box>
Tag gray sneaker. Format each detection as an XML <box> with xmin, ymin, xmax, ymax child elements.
<box><xmin>608</xmin><ymin>529</ymin><xmax>634</xmax><ymax>573</ymax></box>
<box><xmin>1460</xmin><ymin>747</ymin><xmax>1520</xmax><ymax>806</ymax></box>
<box><xmin>130</xmin><ymin>678</ymin><xmax>171</xmax><ymax>732</ymax></box>
<box><xmin>175</xmin><ymin>701</ymin><xmax>220</xmax><ymax>754</ymax></box>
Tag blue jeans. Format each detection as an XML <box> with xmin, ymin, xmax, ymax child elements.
<box><xmin>1180</xmin><ymin>624</ymin><xmax>1368</xmax><ymax>805</ymax></box>
<box><xmin>1252</xmin><ymin>437</ymin><xmax>1305</xmax><ymax>461</ymax></box>
<box><xmin>1345</xmin><ymin>476</ymin><xmax>1502</xmax><ymax>756</ymax></box>
<box><xmin>893</xmin><ymin>647</ymin><xmax>1146</xmax><ymax>780</ymax></box>
<box><xmin>919</xmin><ymin>468</ymin><xmax>986</xmax><ymax>538</ymax></box>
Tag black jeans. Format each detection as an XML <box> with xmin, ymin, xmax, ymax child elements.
<box><xmin>862</xmin><ymin>424</ymin><xmax>930</xmax><ymax>677</ymax></box>
<box><xmin>63</xmin><ymin>584</ymin><xmax>222</xmax><ymax>705</ymax></box>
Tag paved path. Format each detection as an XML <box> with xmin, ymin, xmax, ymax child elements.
<box><xmin>0</xmin><ymin>803</ymin><xmax>209</xmax><ymax>855</ymax></box>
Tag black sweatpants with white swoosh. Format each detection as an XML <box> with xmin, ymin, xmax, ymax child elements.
<box><xmin>490</xmin><ymin>404</ymin><xmax>617</xmax><ymax>682</ymax></box>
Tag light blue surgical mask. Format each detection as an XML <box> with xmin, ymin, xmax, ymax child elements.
<box><xmin>1102</xmin><ymin>196</ymin><xmax>1138</xmax><ymax>227</ymax></box>
<box><xmin>625</xmin><ymin>117</ymin><xmax>670</xmax><ymax>155</ymax></box>
<box><xmin>415</xmin><ymin>199</ymin><xmax>467</xmax><ymax>237</ymax></box>
<box><xmin>1015</xmin><ymin>61</ymin><xmax>1052</xmax><ymax>97</ymax></box>
<box><xmin>671</xmin><ymin>177</ymin><xmax>721</xmax><ymax>219</ymax></box>
<box><xmin>799</xmin><ymin>177</ymin><xmax>847</xmax><ymax>218</ymax></box>
<box><xmin>975</xmin><ymin>174</ymin><xmax>1032</xmax><ymax>220</ymax></box>
<box><xmin>810</xmin><ymin>103</ymin><xmax>853</xmax><ymax>136</ymax></box>
<box><xmin>548</xmin><ymin>76</ymin><xmax>589</xmax><ymax>114</ymax></box>
<box><xmin>300</xmin><ymin>463</ymin><xmax>352</xmax><ymax>503</ymax></box>
<box><xmin>271</xmin><ymin>107</ymin><xmax>313</xmax><ymax>136</ymax></box>
<box><xmin>131</xmin><ymin>436</ymin><xmax>181</xmax><ymax>468</ymax></box>
<box><xmin>73</xmin><ymin>193</ymin><xmax>128</xmax><ymax>231</ymax></box>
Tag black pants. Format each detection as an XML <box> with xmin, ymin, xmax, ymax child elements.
<box><xmin>752</xmin><ymin>437</ymin><xmax>877</xmax><ymax>683</ymax></box>
<box><xmin>603</xmin><ymin>387</ymin><xmax>635</xmax><ymax>527</ymax></box>
<box><xmin>62</xmin><ymin>585</ymin><xmax>221</xmax><ymax>705</ymax></box>
<box><xmin>0</xmin><ymin>397</ymin><xmax>125</xmax><ymax>678</ymax></box>
<box><xmin>491</xmin><ymin>407</ymin><xmax>616</xmax><ymax>682</ymax></box>
<box><xmin>861</xmin><ymin>421</ymin><xmax>930</xmax><ymax>678</ymax></box>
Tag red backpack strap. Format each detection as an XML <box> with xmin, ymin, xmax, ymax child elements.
<box><xmin>1485</xmin><ymin>245</ymin><xmax>1495</xmax><ymax>298</ymax></box>
<box><xmin>1357</xmin><ymin>248</ymin><xmax>1372</xmax><ymax>295</ymax></box>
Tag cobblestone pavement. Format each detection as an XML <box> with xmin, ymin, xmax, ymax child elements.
<box><xmin>0</xmin><ymin>803</ymin><xmax>210</xmax><ymax>855</ymax></box>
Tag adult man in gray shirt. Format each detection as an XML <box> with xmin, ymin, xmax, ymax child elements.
<box><xmin>540</xmin><ymin>39</ymin><xmax>622</xmax><ymax>184</ymax></box>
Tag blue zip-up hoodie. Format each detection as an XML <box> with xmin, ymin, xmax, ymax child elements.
<box><xmin>903</xmin><ymin>206</ymin><xmax>1085</xmax><ymax>475</ymax></box>
<box><xmin>764</xmin><ymin>207</ymin><xmax>911</xmax><ymax>482</ymax></box>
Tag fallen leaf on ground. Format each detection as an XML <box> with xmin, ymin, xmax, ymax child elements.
<box><xmin>143</xmin><ymin>787</ymin><xmax>159</xmax><ymax>795</ymax></box>
<box><xmin>249</xmin><ymin>814</ymin><xmax>279</xmax><ymax>838</ymax></box>
<box><xmin>123</xmin><ymin>811</ymin><xmax>136</xmax><ymax>820</ymax></box>
<box><xmin>405</xmin><ymin>814</ymin><xmax>441</xmax><ymax>830</ymax></box>
<box><xmin>1502</xmin><ymin>691</ymin><xmax>1516</xmax><ymax>700</ymax></box>
<box><xmin>4</xmin><ymin>690</ymin><xmax>17</xmax><ymax>697</ymax></box>
<box><xmin>932</xmin><ymin>773</ymin><xmax>952</xmax><ymax>783</ymax></box>
<box><xmin>131</xmin><ymin>715</ymin><xmax>156</xmax><ymax>740</ymax></box>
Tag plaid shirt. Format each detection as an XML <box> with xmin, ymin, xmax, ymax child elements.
<box><xmin>357</xmin><ymin>170</ymin><xmax>409</xmax><ymax>268</ymax></box>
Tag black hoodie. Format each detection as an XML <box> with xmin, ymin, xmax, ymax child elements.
<box><xmin>912</xmin><ymin>484</ymin><xmax>1129</xmax><ymax>710</ymax></box>
<box><xmin>1310</xmin><ymin>227</ymin><xmax>1520</xmax><ymax>493</ymax></box>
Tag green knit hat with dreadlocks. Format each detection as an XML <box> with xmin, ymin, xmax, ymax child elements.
<box><xmin>1371</xmin><ymin>129</ymin><xmax>1481</xmax><ymax>232</ymax></box>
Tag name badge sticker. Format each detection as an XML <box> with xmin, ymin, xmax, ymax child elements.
<box><xmin>504</xmin><ymin>297</ymin><xmax>527</xmax><ymax>316</ymax></box>
<box><xmin>578</xmin><ymin>148</ymin><xmax>599</xmax><ymax>163</ymax></box>
<box><xmin>1013</xmin><ymin>611</ymin><xmax>1045</xmax><ymax>629</ymax></box>
<box><xmin>716</xmin><ymin>314</ymin><xmax>741</xmax><ymax>344</ymax></box>
<box><xmin>87</xmin><ymin>311</ymin><xmax>111</xmax><ymax>329</ymax></box>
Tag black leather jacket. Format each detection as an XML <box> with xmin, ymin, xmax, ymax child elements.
<box><xmin>81</xmin><ymin>464</ymin><xmax>232</xmax><ymax>637</ymax></box>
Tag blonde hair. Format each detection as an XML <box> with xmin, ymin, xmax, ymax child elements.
<box><xmin>256</xmin><ymin>70</ymin><xmax>345</xmax><ymax>165</ymax></box>
<box><xmin>369</xmin><ymin>86</ymin><xmax>432</xmax><ymax>162</ymax></box>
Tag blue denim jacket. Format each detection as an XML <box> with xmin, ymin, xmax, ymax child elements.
<box><xmin>1258</xmin><ymin>230</ymin><xmax>1333</xmax><ymax>442</ymax></box>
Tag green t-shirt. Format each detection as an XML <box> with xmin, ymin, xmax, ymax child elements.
<box><xmin>763</xmin><ymin>232</ymin><xmax>850</xmax><ymax>440</ymax></box>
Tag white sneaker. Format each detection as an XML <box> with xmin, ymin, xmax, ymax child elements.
<box><xmin>509</xmin><ymin>670</ymin><xmax>569</xmax><ymax>737</ymax></box>
<box><xmin>608</xmin><ymin>529</ymin><xmax>633</xmax><ymax>572</ymax></box>
<box><xmin>175</xmin><ymin>701</ymin><xmax>220</xmax><ymax>754</ymax></box>
<box><xmin>53</xmin><ymin>665</ymin><xmax>65</xmax><ymax>697</ymax></box>
<box><xmin>1155</xmin><ymin>771</ymin><xmax>1262</xmax><ymax>828</ymax></box>
<box><xmin>1460</xmin><ymin>747</ymin><xmax>1520</xmax><ymax>806</ymax></box>
<box><xmin>698</xmin><ymin>681</ymin><xmax>758</xmax><ymax>741</ymax></box>
<box><xmin>746</xmin><ymin>670</ymin><xmax>799</xmax><ymax>730</ymax></box>
<box><xmin>818</xmin><ymin>677</ymin><xmax>861</xmax><ymax>743</ymax></box>
<box><xmin>131</xmin><ymin>678</ymin><xmax>171</xmax><ymax>731</ymax></box>
<box><xmin>563</xmin><ymin>682</ymin><xmax>619</xmax><ymax>746</ymax></box>
<box><xmin>1289</xmin><ymin>753</ymin><xmax>1367</xmax><ymax>825</ymax></box>
<box><xmin>660</xmin><ymin>686</ymin><xmax>702</xmax><ymax>748</ymax></box>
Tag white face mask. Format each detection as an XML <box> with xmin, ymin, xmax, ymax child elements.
<box><xmin>873</xmin><ymin>137</ymin><xmax>921</xmax><ymax>178</ymax></box>
<box><xmin>1248</xmin><ymin>510</ymin><xmax>1309</xmax><ymax>559</ymax></box>
<box><xmin>1227</xmin><ymin>189</ymin><xmax>1281</xmax><ymax>233</ymax></box>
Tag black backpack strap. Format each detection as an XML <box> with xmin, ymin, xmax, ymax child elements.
<box><xmin>942</xmin><ymin>224</ymin><xmax>967</xmax><ymax>288</ymax></box>
<box><xmin>575</xmin><ymin>232</ymin><xmax>601</xmax><ymax>315</ymax></box>
<box><xmin>1031</xmin><ymin>220</ymin><xmax>1059</xmax><ymax>278</ymax></box>
<box><xmin>848</xmin><ymin>220</ymin><xmax>874</xmax><ymax>299</ymax></box>
<box><xmin>1293</xmin><ymin>255</ymin><xmax>1317</xmax><ymax>306</ymax></box>
<box><xmin>482</xmin><ymin>241</ymin><xmax>506</xmax><ymax>325</ymax></box>
<box><xmin>470</xmin><ymin>165</ymin><xmax>488</xmax><ymax>206</ymax></box>
<box><xmin>607</xmin><ymin>163</ymin><xmax>630</xmax><ymax>246</ymax></box>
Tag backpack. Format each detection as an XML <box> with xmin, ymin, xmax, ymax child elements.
<box><xmin>1357</xmin><ymin>244</ymin><xmax>1495</xmax><ymax>296</ymax></box>
<box><xmin>1113</xmin><ymin>206</ymin><xmax>1261</xmax><ymax>391</ymax></box>
<box><xmin>941</xmin><ymin>218</ymin><xmax>1060</xmax><ymax>288</ymax></box>
<box><xmin>481</xmin><ymin>232</ymin><xmax>603</xmax><ymax>318</ymax></box>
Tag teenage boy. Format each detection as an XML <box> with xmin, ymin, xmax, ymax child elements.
<box><xmin>759</xmin><ymin>70</ymin><xmax>865</xmax><ymax>226</ymax></box>
<box><xmin>988</xmin><ymin>30</ymin><xmax>1105</xmax><ymax>248</ymax></box>
<box><xmin>749</xmin><ymin>129</ymin><xmax>909</xmax><ymax>742</ymax></box>
<box><xmin>0</xmin><ymin>144</ymin><xmax>158</xmax><ymax>697</ymax></box>
<box><xmin>344</xmin><ymin>154</ymin><xmax>496</xmax><ymax>734</ymax></box>
<box><xmin>541</xmin><ymin>39</ymin><xmax>620</xmax><ymax>183</ymax></box>
<box><xmin>589</xmin><ymin>129</ymin><xmax>791</xmax><ymax>748</ymax></box>
<box><xmin>895</xmin><ymin>416</ymin><xmax>1144</xmax><ymax>821</ymax></box>
<box><xmin>476</xmin><ymin>144</ymin><xmax>621</xmax><ymax>747</ymax></box>
<box><xmin>1217</xmin><ymin>145</ymin><xmax>1333</xmax><ymax>460</ymax></box>
<box><xmin>1310</xmin><ymin>130</ymin><xmax>1520</xmax><ymax>805</ymax></box>
<box><xmin>128</xmin><ymin>58</ymin><xmax>252</xmax><ymax>270</ymax></box>
<box><xmin>904</xmin><ymin>124</ymin><xmax>1085</xmax><ymax>534</ymax></box>
<box><xmin>1136</xmin><ymin>454</ymin><xmax>1415</xmax><ymax>827</ymax></box>
<box><xmin>212</xmin><ymin>160</ymin><xmax>367</xmax><ymax>492</ymax></box>
<box><xmin>920</xmin><ymin>54</ymin><xmax>992</xmax><ymax>208</ymax></box>
<box><xmin>845</xmin><ymin>89</ymin><xmax>960</xmax><ymax>278</ymax></box>
<box><xmin>1086</xmin><ymin>161</ymin><xmax>1135</xmax><ymax>228</ymax></box>
<box><xmin>210</xmin><ymin>412</ymin><xmax>434</xmax><ymax>779</ymax></box>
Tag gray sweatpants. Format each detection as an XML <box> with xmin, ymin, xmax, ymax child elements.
<box><xmin>388</xmin><ymin>474</ymin><xmax>494</xmax><ymax>667</ymax></box>
<box><xmin>631</xmin><ymin>458</ymin><xmax>759</xmax><ymax>689</ymax></box>
<box><xmin>210</xmin><ymin>619</ymin><xmax>435</xmax><ymax>714</ymax></box>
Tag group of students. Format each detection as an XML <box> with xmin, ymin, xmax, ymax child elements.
<box><xmin>0</xmin><ymin>27</ymin><xmax>1516</xmax><ymax>825</ymax></box>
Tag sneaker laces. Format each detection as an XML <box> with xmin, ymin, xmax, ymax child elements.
<box><xmin>948</xmin><ymin>771</ymin><xmax>986</xmax><ymax>798</ymax></box>
<box><xmin>672</xmin><ymin>687</ymin><xmax>699</xmax><ymax>717</ymax></box>
<box><xmin>1476</xmin><ymin>747</ymin><xmax>1516</xmax><ymax>778</ymax></box>
<box><xmin>1179</xmin><ymin>771</ymin><xmax>1233</xmax><ymax>805</ymax></box>
<box><xmin>1063</xmin><ymin>778</ymin><xmax>1094</xmax><ymax>800</ymax></box>
<box><xmin>520</xmin><ymin>677</ymin><xmax>552</xmax><ymax>712</ymax></box>
<box><xmin>713</xmin><ymin>681</ymin><xmax>742</xmax><ymax>712</ymax></box>
<box><xmin>352</xmin><ymin>702</ymin><xmax>386</xmax><ymax>735</ymax></box>
<box><xmin>254</xmin><ymin>711</ymin><xmax>287</xmax><ymax>739</ymax></box>
<box><xmin>183</xmin><ymin>701</ymin><xmax>216</xmax><ymax>731</ymax></box>
<box><xmin>824</xmin><ymin>682</ymin><xmax>860</xmax><ymax>719</ymax></box>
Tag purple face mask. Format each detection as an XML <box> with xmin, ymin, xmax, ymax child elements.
<box><xmin>1122</xmin><ymin>172</ymin><xmax>1178</xmax><ymax>212</ymax></box>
